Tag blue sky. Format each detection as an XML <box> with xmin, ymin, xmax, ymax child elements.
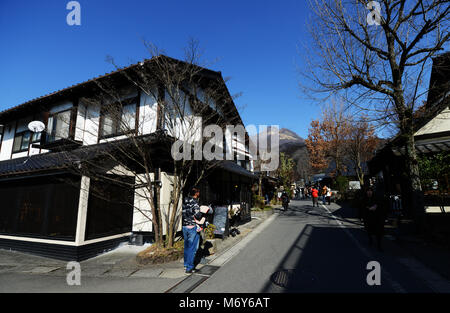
<box><xmin>0</xmin><ymin>0</ymin><xmax>316</xmax><ymax>138</ymax></box>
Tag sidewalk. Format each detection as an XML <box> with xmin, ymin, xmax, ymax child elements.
<box><xmin>0</xmin><ymin>207</ymin><xmax>277</xmax><ymax>293</ymax></box>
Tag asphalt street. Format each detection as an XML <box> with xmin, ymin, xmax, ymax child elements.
<box><xmin>2</xmin><ymin>199</ymin><xmax>450</xmax><ymax>293</ymax></box>
<box><xmin>192</xmin><ymin>199</ymin><xmax>450</xmax><ymax>293</ymax></box>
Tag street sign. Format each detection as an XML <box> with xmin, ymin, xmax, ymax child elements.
<box><xmin>213</xmin><ymin>206</ymin><xmax>229</xmax><ymax>238</ymax></box>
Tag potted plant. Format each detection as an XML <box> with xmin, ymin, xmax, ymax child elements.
<box><xmin>204</xmin><ymin>223</ymin><xmax>217</xmax><ymax>255</ymax></box>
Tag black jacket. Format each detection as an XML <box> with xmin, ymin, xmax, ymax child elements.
<box><xmin>182</xmin><ymin>196</ymin><xmax>202</xmax><ymax>227</ymax></box>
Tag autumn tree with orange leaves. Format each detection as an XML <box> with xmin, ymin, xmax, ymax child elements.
<box><xmin>305</xmin><ymin>120</ymin><xmax>329</xmax><ymax>174</ymax></box>
<box><xmin>305</xmin><ymin>101</ymin><xmax>352</xmax><ymax>177</ymax></box>
<box><xmin>306</xmin><ymin>102</ymin><xmax>380</xmax><ymax>185</ymax></box>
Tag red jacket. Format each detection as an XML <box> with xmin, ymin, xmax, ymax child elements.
<box><xmin>312</xmin><ymin>188</ymin><xmax>319</xmax><ymax>198</ymax></box>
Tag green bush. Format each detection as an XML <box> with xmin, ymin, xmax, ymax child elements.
<box><xmin>334</xmin><ymin>176</ymin><xmax>349</xmax><ymax>194</ymax></box>
<box><xmin>252</xmin><ymin>194</ymin><xmax>265</xmax><ymax>209</ymax></box>
<box><xmin>205</xmin><ymin>223</ymin><xmax>216</xmax><ymax>240</ymax></box>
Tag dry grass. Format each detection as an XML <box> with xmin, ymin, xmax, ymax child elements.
<box><xmin>136</xmin><ymin>240</ymin><xmax>184</xmax><ymax>265</ymax></box>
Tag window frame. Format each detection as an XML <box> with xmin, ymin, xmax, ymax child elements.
<box><xmin>45</xmin><ymin>108</ymin><xmax>74</xmax><ymax>143</ymax></box>
<box><xmin>98</xmin><ymin>96</ymin><xmax>139</xmax><ymax>140</ymax></box>
<box><xmin>12</xmin><ymin>130</ymin><xmax>41</xmax><ymax>154</ymax></box>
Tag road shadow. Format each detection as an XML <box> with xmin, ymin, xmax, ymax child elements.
<box><xmin>260</xmin><ymin>205</ymin><xmax>437</xmax><ymax>293</ymax></box>
<box><xmin>278</xmin><ymin>201</ymin><xmax>364</xmax><ymax>228</ymax></box>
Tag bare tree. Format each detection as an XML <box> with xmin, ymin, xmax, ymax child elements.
<box><xmin>301</xmin><ymin>0</ymin><xmax>449</xmax><ymax>220</ymax></box>
<box><xmin>292</xmin><ymin>146</ymin><xmax>314</xmax><ymax>183</ymax></box>
<box><xmin>347</xmin><ymin>116</ymin><xmax>381</xmax><ymax>186</ymax></box>
<box><xmin>52</xmin><ymin>40</ymin><xmax>238</xmax><ymax>248</ymax></box>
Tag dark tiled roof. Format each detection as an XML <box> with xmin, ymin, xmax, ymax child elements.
<box><xmin>0</xmin><ymin>132</ymin><xmax>168</xmax><ymax>178</ymax></box>
<box><xmin>0</xmin><ymin>55</ymin><xmax>223</xmax><ymax>121</ymax></box>
<box><xmin>216</xmin><ymin>160</ymin><xmax>257</xmax><ymax>179</ymax></box>
<box><xmin>0</xmin><ymin>151</ymin><xmax>80</xmax><ymax>177</ymax></box>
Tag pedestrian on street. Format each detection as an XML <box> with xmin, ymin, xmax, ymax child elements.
<box><xmin>281</xmin><ymin>191</ymin><xmax>290</xmax><ymax>211</ymax></box>
<box><xmin>182</xmin><ymin>187</ymin><xmax>203</xmax><ymax>274</ymax></box>
<box><xmin>311</xmin><ymin>186</ymin><xmax>319</xmax><ymax>207</ymax></box>
<box><xmin>362</xmin><ymin>186</ymin><xmax>386</xmax><ymax>251</ymax></box>
<box><xmin>194</xmin><ymin>204</ymin><xmax>213</xmax><ymax>265</ymax></box>
<box><xmin>325</xmin><ymin>186</ymin><xmax>332</xmax><ymax>205</ymax></box>
<box><xmin>322</xmin><ymin>185</ymin><xmax>328</xmax><ymax>204</ymax></box>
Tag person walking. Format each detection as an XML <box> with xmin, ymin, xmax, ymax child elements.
<box><xmin>362</xmin><ymin>186</ymin><xmax>386</xmax><ymax>251</ymax></box>
<box><xmin>195</xmin><ymin>204</ymin><xmax>213</xmax><ymax>265</ymax></box>
<box><xmin>311</xmin><ymin>186</ymin><xmax>319</xmax><ymax>207</ymax></box>
<box><xmin>182</xmin><ymin>187</ymin><xmax>203</xmax><ymax>274</ymax></box>
<box><xmin>322</xmin><ymin>185</ymin><xmax>328</xmax><ymax>204</ymax></box>
<box><xmin>281</xmin><ymin>191</ymin><xmax>290</xmax><ymax>211</ymax></box>
<box><xmin>325</xmin><ymin>186</ymin><xmax>332</xmax><ymax>205</ymax></box>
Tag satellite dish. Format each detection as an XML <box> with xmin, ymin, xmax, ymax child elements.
<box><xmin>28</xmin><ymin>121</ymin><xmax>45</xmax><ymax>133</ymax></box>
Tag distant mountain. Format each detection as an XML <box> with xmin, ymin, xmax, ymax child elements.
<box><xmin>250</xmin><ymin>127</ymin><xmax>305</xmax><ymax>153</ymax></box>
<box><xmin>278</xmin><ymin>128</ymin><xmax>305</xmax><ymax>154</ymax></box>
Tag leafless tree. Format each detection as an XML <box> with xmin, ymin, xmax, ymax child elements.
<box><xmin>346</xmin><ymin>116</ymin><xmax>382</xmax><ymax>186</ymax></box>
<box><xmin>300</xmin><ymin>0</ymin><xmax>449</xmax><ymax>219</ymax></box>
<box><xmin>54</xmin><ymin>40</ymin><xmax>239</xmax><ymax>248</ymax></box>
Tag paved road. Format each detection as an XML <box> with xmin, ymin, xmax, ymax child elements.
<box><xmin>192</xmin><ymin>199</ymin><xmax>450</xmax><ymax>293</ymax></box>
<box><xmin>2</xmin><ymin>200</ymin><xmax>450</xmax><ymax>293</ymax></box>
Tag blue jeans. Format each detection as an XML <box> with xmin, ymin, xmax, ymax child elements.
<box><xmin>183</xmin><ymin>226</ymin><xmax>200</xmax><ymax>271</ymax></box>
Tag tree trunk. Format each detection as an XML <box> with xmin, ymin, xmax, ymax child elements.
<box><xmin>258</xmin><ymin>175</ymin><xmax>262</xmax><ymax>197</ymax></box>
<box><xmin>402</xmin><ymin>123</ymin><xmax>425</xmax><ymax>233</ymax></box>
<box><xmin>150</xmin><ymin>190</ymin><xmax>162</xmax><ymax>246</ymax></box>
<box><xmin>167</xmin><ymin>178</ymin><xmax>180</xmax><ymax>248</ymax></box>
<box><xmin>154</xmin><ymin>167</ymin><xmax>163</xmax><ymax>246</ymax></box>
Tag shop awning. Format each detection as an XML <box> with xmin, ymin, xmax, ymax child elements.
<box><xmin>391</xmin><ymin>137</ymin><xmax>450</xmax><ymax>156</ymax></box>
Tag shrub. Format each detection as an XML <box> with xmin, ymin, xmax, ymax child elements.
<box><xmin>205</xmin><ymin>223</ymin><xmax>216</xmax><ymax>240</ymax></box>
<box><xmin>136</xmin><ymin>240</ymin><xmax>184</xmax><ymax>265</ymax></box>
<box><xmin>252</xmin><ymin>193</ymin><xmax>265</xmax><ymax>209</ymax></box>
<box><xmin>334</xmin><ymin>176</ymin><xmax>349</xmax><ymax>196</ymax></box>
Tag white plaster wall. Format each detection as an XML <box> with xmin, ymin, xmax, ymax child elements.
<box><xmin>132</xmin><ymin>172</ymin><xmax>183</xmax><ymax>235</ymax></box>
<box><xmin>415</xmin><ymin>106</ymin><xmax>450</xmax><ymax>136</ymax></box>
<box><xmin>28</xmin><ymin>146</ymin><xmax>41</xmax><ymax>156</ymax></box>
<box><xmin>0</xmin><ymin>123</ymin><xmax>16</xmax><ymax>161</ymax></box>
<box><xmin>81</xmin><ymin>102</ymin><xmax>101</xmax><ymax>145</ymax></box>
<box><xmin>138</xmin><ymin>92</ymin><xmax>158</xmax><ymax>135</ymax></box>
<box><xmin>74</xmin><ymin>102</ymin><xmax>87</xmax><ymax>142</ymax></box>
<box><xmin>160</xmin><ymin>172</ymin><xmax>183</xmax><ymax>235</ymax></box>
<box><xmin>133</xmin><ymin>173</ymin><xmax>154</xmax><ymax>233</ymax></box>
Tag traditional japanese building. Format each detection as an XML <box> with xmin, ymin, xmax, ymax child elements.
<box><xmin>0</xmin><ymin>56</ymin><xmax>256</xmax><ymax>260</ymax></box>
<box><xmin>368</xmin><ymin>52</ymin><xmax>450</xmax><ymax>216</ymax></box>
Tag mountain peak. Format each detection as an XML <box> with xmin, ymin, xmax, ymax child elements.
<box><xmin>249</xmin><ymin>127</ymin><xmax>304</xmax><ymax>151</ymax></box>
<box><xmin>279</xmin><ymin>128</ymin><xmax>304</xmax><ymax>143</ymax></box>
